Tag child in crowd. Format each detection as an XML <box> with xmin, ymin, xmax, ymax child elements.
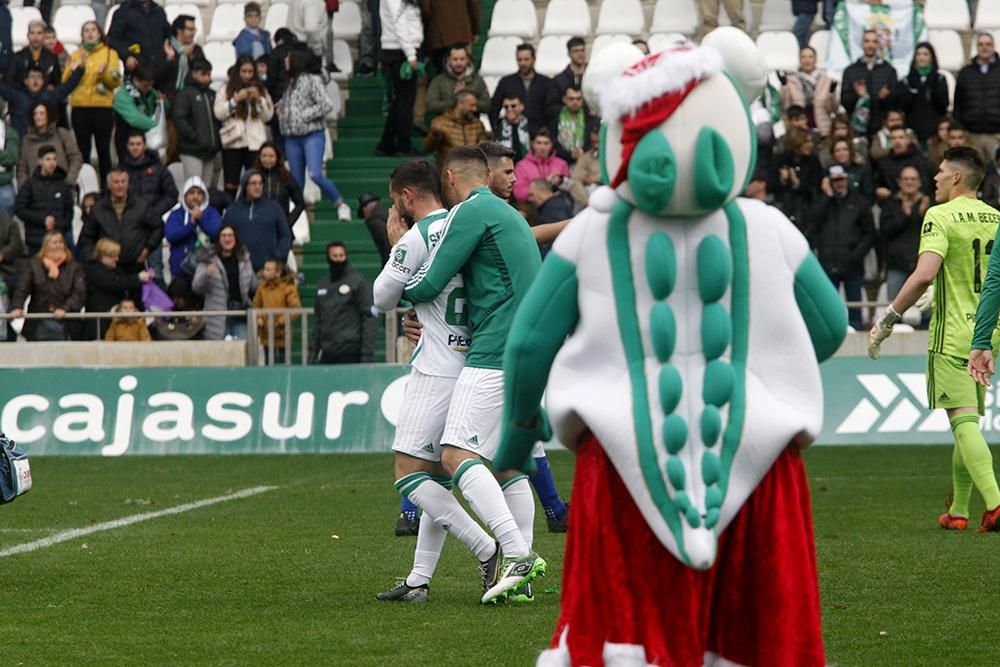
<box><xmin>252</xmin><ymin>257</ymin><xmax>300</xmax><ymax>363</ymax></box>
<box><xmin>105</xmin><ymin>298</ymin><xmax>152</xmax><ymax>341</ymax></box>
<box><xmin>43</xmin><ymin>26</ymin><xmax>68</xmax><ymax>69</ymax></box>
<box><xmin>234</xmin><ymin>2</ymin><xmax>273</xmax><ymax>60</ymax></box>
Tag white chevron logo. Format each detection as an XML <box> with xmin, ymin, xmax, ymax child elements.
<box><xmin>835</xmin><ymin>374</ymin><xmax>952</xmax><ymax>434</ymax></box>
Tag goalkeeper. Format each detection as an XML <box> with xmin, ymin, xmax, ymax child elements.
<box><xmin>869</xmin><ymin>147</ymin><xmax>1000</xmax><ymax>532</ymax></box>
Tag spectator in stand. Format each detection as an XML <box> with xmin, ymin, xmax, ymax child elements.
<box><xmin>252</xmin><ymin>257</ymin><xmax>301</xmax><ymax>363</ymax></box>
<box><xmin>567</xmin><ymin>125</ymin><xmax>601</xmax><ymax>208</ymax></box>
<box><xmin>254</xmin><ymin>141</ymin><xmax>306</xmax><ymax>236</ymax></box>
<box><xmin>157</xmin><ymin>15</ymin><xmax>205</xmax><ymax>107</ymax></box>
<box><xmin>779</xmin><ymin>46</ymin><xmax>838</xmax><ymax>137</ymax></box>
<box><xmin>953</xmin><ymin>32</ymin><xmax>1000</xmax><ymax>163</ymax></box>
<box><xmin>165</xmin><ymin>176</ymin><xmax>223</xmax><ymax>280</ymax></box>
<box><xmin>266</xmin><ymin>30</ymin><xmax>308</xmax><ymax>146</ymax></box>
<box><xmin>495</xmin><ymin>94</ymin><xmax>530</xmax><ymax>162</ymax></box>
<box><xmin>358</xmin><ymin>0</ymin><xmax>379</xmax><ymax>77</ymax></box>
<box><xmin>153</xmin><ymin>280</ymin><xmax>205</xmax><ymax>340</ymax></box>
<box><xmin>0</xmin><ymin>5</ymin><xmax>10</xmax><ymax>78</ymax></box>
<box><xmin>104</xmin><ymin>297</ymin><xmax>152</xmax><ymax>341</ymax></box>
<box><xmin>10</xmin><ymin>231</ymin><xmax>86</xmax><ymax>341</ymax></box>
<box><xmin>43</xmin><ymin>26</ymin><xmax>67</xmax><ymax>70</ymax></box>
<box><xmin>375</xmin><ymin>0</ymin><xmax>423</xmax><ymax>157</ymax></box>
<box><xmin>215</xmin><ymin>55</ymin><xmax>274</xmax><ymax>199</ymax></box>
<box><xmin>513</xmin><ymin>127</ymin><xmax>570</xmax><ymax>203</ymax></box>
<box><xmin>0</xmin><ymin>62</ymin><xmax>83</xmax><ymax>137</ymax></box>
<box><xmin>479</xmin><ymin>141</ymin><xmax>517</xmax><ymax>202</ymax></box>
<box><xmin>0</xmin><ymin>212</ymin><xmax>25</xmax><ymax>339</ymax></box>
<box><xmin>553</xmin><ymin>37</ymin><xmax>587</xmax><ymax>97</ymax></box>
<box><xmin>695</xmin><ymin>0</ymin><xmax>745</xmax><ymax>41</ymax></box>
<box><xmin>357</xmin><ymin>192</ymin><xmax>391</xmax><ymax>266</ymax></box>
<box><xmin>868</xmin><ymin>109</ymin><xmax>918</xmax><ymax>162</ymax></box>
<box><xmin>64</xmin><ymin>21</ymin><xmax>122</xmax><ymax>183</ymax></box>
<box><xmin>83</xmin><ymin>238</ymin><xmax>151</xmax><ymax>339</ymax></box>
<box><xmin>112</xmin><ymin>65</ymin><xmax>159</xmax><ymax>165</ymax></box>
<box><xmin>173</xmin><ymin>58</ymin><xmax>221</xmax><ymax>187</ymax></box>
<box><xmin>0</xmin><ymin>120</ymin><xmax>20</xmax><ymax>216</ymax></box>
<box><xmin>107</xmin><ymin>0</ymin><xmax>170</xmax><ymax>74</ymax></box>
<box><xmin>120</xmin><ymin>131</ymin><xmax>179</xmax><ymax>220</ymax></box>
<box><xmin>897</xmin><ymin>42</ymin><xmax>949</xmax><ymax>150</ymax></box>
<box><xmin>744</xmin><ymin>166</ymin><xmax>772</xmax><ymax>203</ymax></box>
<box><xmin>820</xmin><ymin>113</ymin><xmax>870</xmax><ymax>166</ymax></box>
<box><xmin>426</xmin><ymin>44</ymin><xmax>489</xmax><ymax>116</ymax></box>
<box><xmin>841</xmin><ymin>29</ymin><xmax>898</xmax><ymax>138</ymax></box>
<box><xmin>279</xmin><ymin>49</ymin><xmax>351</xmax><ymax>220</ymax></box>
<box><xmin>79</xmin><ymin>168</ymin><xmax>164</xmax><ymax>283</ymax></box>
<box><xmin>528</xmin><ymin>179</ymin><xmax>571</xmax><ymax>258</ymax></box>
<box><xmin>791</xmin><ymin>0</ymin><xmax>819</xmax><ymax>49</ymax></box>
<box><xmin>771</xmin><ymin>127</ymin><xmax>822</xmax><ymax>231</ymax></box>
<box><xmin>879</xmin><ymin>164</ymin><xmax>930</xmax><ymax>299</ymax></box>
<box><xmin>286</xmin><ymin>0</ymin><xmax>326</xmax><ymax>62</ymax></box>
<box><xmin>983</xmin><ymin>146</ymin><xmax>1000</xmax><ymax>211</ymax></box>
<box><xmin>948</xmin><ymin>121</ymin><xmax>970</xmax><ymax>149</ymax></box>
<box><xmin>632</xmin><ymin>39</ymin><xmax>650</xmax><ymax>56</ymax></box>
<box><xmin>827</xmin><ymin>137</ymin><xmax>873</xmax><ymax>202</ymax></box>
<box><xmin>192</xmin><ymin>223</ymin><xmax>258</xmax><ymax>340</ymax></box>
<box><xmin>875</xmin><ymin>126</ymin><xmax>931</xmax><ymax>200</ymax></box>
<box><xmin>549</xmin><ymin>85</ymin><xmax>597</xmax><ymax>167</ymax></box>
<box><xmin>7</xmin><ymin>21</ymin><xmax>60</xmax><ymax>91</ymax></box>
<box><xmin>15</xmin><ymin>145</ymin><xmax>74</xmax><ymax>255</ymax></box>
<box><xmin>234</xmin><ymin>3</ymin><xmax>272</xmax><ymax>60</ymax></box>
<box><xmin>928</xmin><ymin>116</ymin><xmax>952</xmax><ymax>167</ymax></box>
<box><xmin>423</xmin><ymin>90</ymin><xmax>489</xmax><ymax>167</ymax></box>
<box><xmin>490</xmin><ymin>44</ymin><xmax>560</xmax><ymax>132</ymax></box>
<box><xmin>224</xmin><ymin>170</ymin><xmax>290</xmax><ymax>272</ymax></box>
<box><xmin>17</xmin><ymin>101</ymin><xmax>82</xmax><ymax>188</ymax></box>
<box><xmin>310</xmin><ymin>241</ymin><xmax>375</xmax><ymax>364</ymax></box>
<box><xmin>419</xmin><ymin>0</ymin><xmax>479</xmax><ymax>72</ymax></box>
<box><xmin>805</xmin><ymin>164</ymin><xmax>874</xmax><ymax>331</ymax></box>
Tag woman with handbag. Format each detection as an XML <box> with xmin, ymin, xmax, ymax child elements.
<box><xmin>9</xmin><ymin>231</ymin><xmax>86</xmax><ymax>341</ymax></box>
<box><xmin>277</xmin><ymin>49</ymin><xmax>351</xmax><ymax>221</ymax></box>
<box><xmin>63</xmin><ymin>20</ymin><xmax>122</xmax><ymax>183</ymax></box>
<box><xmin>214</xmin><ymin>55</ymin><xmax>273</xmax><ymax>199</ymax></box>
<box><xmin>192</xmin><ymin>223</ymin><xmax>258</xmax><ymax>340</ymax></box>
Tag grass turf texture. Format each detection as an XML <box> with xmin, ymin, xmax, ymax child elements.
<box><xmin>1</xmin><ymin>447</ymin><xmax>998</xmax><ymax>665</ymax></box>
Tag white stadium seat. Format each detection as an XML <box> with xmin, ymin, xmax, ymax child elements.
<box><xmin>11</xmin><ymin>7</ymin><xmax>42</xmax><ymax>49</ymax></box>
<box><xmin>757</xmin><ymin>0</ymin><xmax>795</xmax><ymax>32</ymax></box>
<box><xmin>488</xmin><ymin>0</ymin><xmax>537</xmax><ymax>39</ymax></box>
<box><xmin>479</xmin><ymin>36</ymin><xmax>520</xmax><ymax>77</ymax></box>
<box><xmin>542</xmin><ymin>0</ymin><xmax>591</xmax><ymax>37</ymax></box>
<box><xmin>265</xmin><ymin>3</ymin><xmax>289</xmax><ymax>34</ymax></box>
<box><xmin>595</xmin><ymin>0</ymin><xmax>644</xmax><ymax>36</ymax></box>
<box><xmin>330</xmin><ymin>39</ymin><xmax>353</xmax><ymax>81</ymax></box>
<box><xmin>923</xmin><ymin>0</ymin><xmax>971</xmax><ymax>30</ymax></box>
<box><xmin>591</xmin><ymin>34</ymin><xmax>631</xmax><ymax>59</ymax></box>
<box><xmin>940</xmin><ymin>68</ymin><xmax>955</xmax><ymax>110</ymax></box>
<box><xmin>202</xmin><ymin>40</ymin><xmax>236</xmax><ymax>83</ymax></box>
<box><xmin>53</xmin><ymin>5</ymin><xmax>96</xmax><ymax>43</ymax></box>
<box><xmin>648</xmin><ymin>32</ymin><xmax>691</xmax><ymax>53</ymax></box>
<box><xmin>650</xmin><ymin>0</ymin><xmax>697</xmax><ymax>35</ymax></box>
<box><xmin>331</xmin><ymin>2</ymin><xmax>362</xmax><ymax>40</ymax></box>
<box><xmin>974</xmin><ymin>1</ymin><xmax>1000</xmax><ymax>30</ymax></box>
<box><xmin>165</xmin><ymin>4</ymin><xmax>206</xmax><ymax>45</ymax></box>
<box><xmin>756</xmin><ymin>31</ymin><xmax>799</xmax><ymax>72</ymax></box>
<box><xmin>77</xmin><ymin>163</ymin><xmax>100</xmax><ymax>200</ymax></box>
<box><xmin>808</xmin><ymin>29</ymin><xmax>829</xmax><ymax>61</ymax></box>
<box><xmin>483</xmin><ymin>75</ymin><xmax>500</xmax><ymax>96</ymax></box>
<box><xmin>930</xmin><ymin>29</ymin><xmax>965</xmax><ymax>72</ymax></box>
<box><xmin>207</xmin><ymin>3</ymin><xmax>244</xmax><ymax>41</ymax></box>
<box><xmin>325</xmin><ymin>79</ymin><xmax>342</xmax><ymax>119</ymax></box>
<box><xmin>103</xmin><ymin>4</ymin><xmax>118</xmax><ymax>34</ymax></box>
<box><xmin>535</xmin><ymin>35</ymin><xmax>570</xmax><ymax>78</ymax></box>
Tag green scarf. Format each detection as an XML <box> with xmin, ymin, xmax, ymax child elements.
<box><xmin>557</xmin><ymin>108</ymin><xmax>584</xmax><ymax>155</ymax></box>
<box><xmin>83</xmin><ymin>41</ymin><xmax>99</xmax><ymax>52</ymax></box>
<box><xmin>915</xmin><ymin>64</ymin><xmax>933</xmax><ymax>77</ymax></box>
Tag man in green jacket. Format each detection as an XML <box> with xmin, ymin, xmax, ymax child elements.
<box><xmin>425</xmin><ymin>45</ymin><xmax>489</xmax><ymax>117</ymax></box>
<box><xmin>113</xmin><ymin>65</ymin><xmax>160</xmax><ymax>163</ymax></box>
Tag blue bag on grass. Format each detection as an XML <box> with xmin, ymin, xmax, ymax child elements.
<box><xmin>0</xmin><ymin>434</ymin><xmax>31</xmax><ymax>503</ymax></box>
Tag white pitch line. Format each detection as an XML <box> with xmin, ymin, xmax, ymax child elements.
<box><xmin>0</xmin><ymin>486</ymin><xmax>278</xmax><ymax>559</ymax></box>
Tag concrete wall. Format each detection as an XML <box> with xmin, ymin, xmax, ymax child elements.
<box><xmin>0</xmin><ymin>342</ymin><xmax>247</xmax><ymax>368</ymax></box>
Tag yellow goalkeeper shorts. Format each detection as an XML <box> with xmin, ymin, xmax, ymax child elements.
<box><xmin>927</xmin><ymin>351</ymin><xmax>985</xmax><ymax>414</ymax></box>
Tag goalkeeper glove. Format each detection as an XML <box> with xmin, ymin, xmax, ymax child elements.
<box><xmin>868</xmin><ymin>304</ymin><xmax>902</xmax><ymax>360</ymax></box>
<box><xmin>914</xmin><ymin>284</ymin><xmax>934</xmax><ymax>312</ymax></box>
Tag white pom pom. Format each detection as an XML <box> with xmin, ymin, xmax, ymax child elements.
<box><xmin>701</xmin><ymin>27</ymin><xmax>767</xmax><ymax>103</ymax></box>
<box><xmin>588</xmin><ymin>185</ymin><xmax>618</xmax><ymax>213</ymax></box>
<box><xmin>582</xmin><ymin>43</ymin><xmax>646</xmax><ymax>116</ymax></box>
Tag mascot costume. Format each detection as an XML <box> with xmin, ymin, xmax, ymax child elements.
<box><xmin>494</xmin><ymin>28</ymin><xmax>848</xmax><ymax>667</ymax></box>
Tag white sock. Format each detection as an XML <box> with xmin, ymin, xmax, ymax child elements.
<box><xmin>502</xmin><ymin>476</ymin><xmax>535</xmax><ymax>550</ymax></box>
<box><xmin>407</xmin><ymin>476</ymin><xmax>495</xmax><ymax>561</ymax></box>
<box><xmin>406</xmin><ymin>511</ymin><xmax>445</xmax><ymax>587</ymax></box>
<box><xmin>455</xmin><ymin>461</ymin><xmax>529</xmax><ymax>558</ymax></box>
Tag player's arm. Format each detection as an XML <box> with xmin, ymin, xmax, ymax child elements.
<box><xmin>373</xmin><ymin>222</ymin><xmax>424</xmax><ymax>312</ymax></box>
<box><xmin>968</xmin><ymin>230</ymin><xmax>1000</xmax><ymax>385</ymax></box>
<box><xmin>493</xmin><ymin>251</ymin><xmax>579</xmax><ymax>473</ymax></box>
<box><xmin>403</xmin><ymin>215</ymin><xmax>482</xmax><ymax>304</ymax></box>
<box><xmin>869</xmin><ymin>251</ymin><xmax>942</xmax><ymax>359</ymax></box>
<box><xmin>531</xmin><ymin>218</ymin><xmax>570</xmax><ymax>246</ymax></box>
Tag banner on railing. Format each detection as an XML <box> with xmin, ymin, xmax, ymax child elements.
<box><xmin>0</xmin><ymin>357</ymin><xmax>986</xmax><ymax>455</ymax></box>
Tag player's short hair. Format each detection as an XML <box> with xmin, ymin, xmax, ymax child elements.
<box><xmin>389</xmin><ymin>160</ymin><xmax>441</xmax><ymax>199</ymax></box>
<box><xmin>477</xmin><ymin>141</ymin><xmax>516</xmax><ymax>166</ymax></box>
<box><xmin>443</xmin><ymin>145</ymin><xmax>489</xmax><ymax>180</ymax></box>
<box><xmin>37</xmin><ymin>144</ymin><xmax>56</xmax><ymax>159</ymax></box>
<box><xmin>942</xmin><ymin>146</ymin><xmax>986</xmax><ymax>189</ymax></box>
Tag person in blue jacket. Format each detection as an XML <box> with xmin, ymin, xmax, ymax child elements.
<box><xmin>164</xmin><ymin>175</ymin><xmax>223</xmax><ymax>280</ymax></box>
<box><xmin>233</xmin><ymin>2</ymin><xmax>272</xmax><ymax>59</ymax></box>
<box><xmin>0</xmin><ymin>61</ymin><xmax>83</xmax><ymax>136</ymax></box>
<box><xmin>223</xmin><ymin>169</ymin><xmax>289</xmax><ymax>271</ymax></box>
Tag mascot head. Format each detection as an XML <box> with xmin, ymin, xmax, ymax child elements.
<box><xmin>584</xmin><ymin>27</ymin><xmax>767</xmax><ymax>217</ymax></box>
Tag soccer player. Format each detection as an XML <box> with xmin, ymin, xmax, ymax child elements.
<box><xmin>870</xmin><ymin>147</ymin><xmax>1000</xmax><ymax>532</ymax></box>
<box><xmin>404</xmin><ymin>146</ymin><xmax>546</xmax><ymax>604</ymax></box>
<box><xmin>372</xmin><ymin>160</ymin><xmax>502</xmax><ymax>602</ymax></box>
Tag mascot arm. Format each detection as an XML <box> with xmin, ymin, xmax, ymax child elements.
<box><xmin>794</xmin><ymin>251</ymin><xmax>848</xmax><ymax>362</ymax></box>
<box><xmin>493</xmin><ymin>252</ymin><xmax>580</xmax><ymax>472</ymax></box>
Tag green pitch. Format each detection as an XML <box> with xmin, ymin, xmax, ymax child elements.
<box><xmin>1</xmin><ymin>447</ymin><xmax>997</xmax><ymax>665</ymax></box>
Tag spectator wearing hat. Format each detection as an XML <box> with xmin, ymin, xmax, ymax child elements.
<box><xmin>806</xmin><ymin>163</ymin><xmax>875</xmax><ymax>330</ymax></box>
<box><xmin>357</xmin><ymin>192</ymin><xmax>390</xmax><ymax>267</ymax></box>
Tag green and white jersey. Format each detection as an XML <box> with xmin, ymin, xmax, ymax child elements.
<box><xmin>373</xmin><ymin>209</ymin><xmax>470</xmax><ymax>378</ymax></box>
<box><xmin>919</xmin><ymin>196</ymin><xmax>1000</xmax><ymax>358</ymax></box>
<box><xmin>404</xmin><ymin>187</ymin><xmax>541</xmax><ymax>370</ymax></box>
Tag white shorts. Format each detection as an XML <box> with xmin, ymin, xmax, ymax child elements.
<box><xmin>391</xmin><ymin>369</ymin><xmax>458</xmax><ymax>462</ymax></box>
<box><xmin>441</xmin><ymin>366</ymin><xmax>505</xmax><ymax>460</ymax></box>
